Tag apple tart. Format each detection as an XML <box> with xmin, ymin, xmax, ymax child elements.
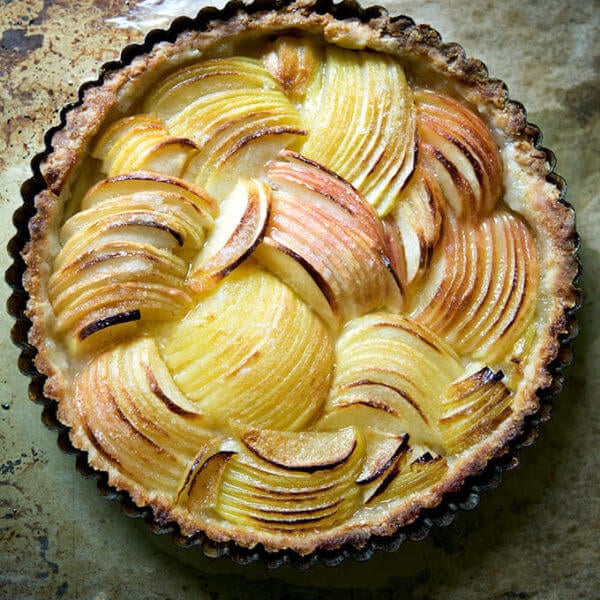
<box><xmin>19</xmin><ymin>0</ymin><xmax>579</xmax><ymax>560</ymax></box>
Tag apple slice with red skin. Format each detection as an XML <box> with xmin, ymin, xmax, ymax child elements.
<box><xmin>256</xmin><ymin>151</ymin><xmax>403</xmax><ymax>329</ymax></box>
<box><xmin>389</xmin><ymin>162</ymin><xmax>445</xmax><ymax>288</ymax></box>
<box><xmin>71</xmin><ymin>337</ymin><xmax>215</xmax><ymax>501</ymax></box>
<box><xmin>414</xmin><ymin>88</ymin><xmax>503</xmax><ymax>218</ymax></box>
<box><xmin>186</xmin><ymin>178</ymin><xmax>271</xmax><ymax>294</ymax></box>
<box><xmin>410</xmin><ymin>211</ymin><xmax>538</xmax><ymax>363</ymax></box>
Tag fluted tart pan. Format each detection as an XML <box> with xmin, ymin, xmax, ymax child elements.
<box><xmin>8</xmin><ymin>0</ymin><xmax>580</xmax><ymax>566</ymax></box>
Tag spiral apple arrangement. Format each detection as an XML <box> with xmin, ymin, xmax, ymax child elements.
<box><xmin>47</xmin><ymin>37</ymin><xmax>538</xmax><ymax>550</ymax></box>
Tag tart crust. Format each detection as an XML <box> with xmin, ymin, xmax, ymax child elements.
<box><xmin>20</xmin><ymin>0</ymin><xmax>579</xmax><ymax>558</ymax></box>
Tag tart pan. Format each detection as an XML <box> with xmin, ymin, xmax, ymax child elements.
<box><xmin>6</xmin><ymin>0</ymin><xmax>580</xmax><ymax>568</ymax></box>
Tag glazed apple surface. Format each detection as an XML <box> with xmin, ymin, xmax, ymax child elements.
<box><xmin>32</xmin><ymin>30</ymin><xmax>553</xmax><ymax>554</ymax></box>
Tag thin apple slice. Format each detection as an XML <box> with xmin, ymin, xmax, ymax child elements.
<box><xmin>256</xmin><ymin>152</ymin><xmax>403</xmax><ymax>329</ymax></box>
<box><xmin>56</xmin><ymin>280</ymin><xmax>193</xmax><ymax>348</ymax></box>
<box><xmin>157</xmin><ymin>263</ymin><xmax>335</xmax><ymax>431</ymax></box>
<box><xmin>185</xmin><ymin>450</ymin><xmax>235</xmax><ymax>515</ymax></box>
<box><xmin>381</xmin><ymin>217</ymin><xmax>409</xmax><ymax>294</ymax></box>
<box><xmin>200</xmin><ymin>130</ymin><xmax>305</xmax><ymax>201</ymax></box>
<box><xmin>91</xmin><ymin>113</ymin><xmax>197</xmax><ymax>178</ymax></box>
<box><xmin>214</xmin><ymin>427</ymin><xmax>364</xmax><ymax>531</ymax></box>
<box><xmin>411</xmin><ymin>211</ymin><xmax>538</xmax><ymax>363</ymax></box>
<box><xmin>317</xmin><ymin>401</ymin><xmax>412</xmax><ymax>440</ymax></box>
<box><xmin>147</xmin><ymin>58</ymin><xmax>306</xmax><ymax>199</ymax></box>
<box><xmin>387</xmin><ymin>87</ymin><xmax>500</xmax><ymax>283</ymax></box>
<box><xmin>356</xmin><ymin>431</ymin><xmax>409</xmax><ymax>485</ymax></box>
<box><xmin>252</xmin><ymin>237</ymin><xmax>337</xmax><ymax>328</ymax></box>
<box><xmin>366</xmin><ymin>447</ymin><xmax>448</xmax><ymax>505</ymax></box>
<box><xmin>389</xmin><ymin>162</ymin><xmax>445</xmax><ymax>288</ymax></box>
<box><xmin>50</xmin><ymin>175</ymin><xmax>215</xmax><ymax>351</ymax></box>
<box><xmin>70</xmin><ymin>337</ymin><xmax>217</xmax><ymax>501</ymax></box>
<box><xmin>50</xmin><ymin>241</ymin><xmax>189</xmax><ymax>314</ymax></box>
<box><xmin>137</xmin><ymin>137</ymin><xmax>198</xmax><ymax>178</ymax></box>
<box><xmin>240</xmin><ymin>427</ymin><xmax>357</xmax><ymax>472</ymax></box>
<box><xmin>143</xmin><ymin>56</ymin><xmax>280</xmax><ymax>121</ymax></box>
<box><xmin>414</xmin><ymin>88</ymin><xmax>503</xmax><ymax>218</ymax></box>
<box><xmin>175</xmin><ymin>88</ymin><xmax>306</xmax><ymax>198</ymax></box>
<box><xmin>300</xmin><ymin>45</ymin><xmax>416</xmax><ymax>216</ymax></box>
<box><xmin>92</xmin><ymin>114</ymin><xmax>163</xmax><ymax>168</ymax></box>
<box><xmin>323</xmin><ymin>313</ymin><xmax>464</xmax><ymax>452</ymax></box>
<box><xmin>266</xmin><ymin>152</ymin><xmax>391</xmax><ymax>242</ymax></box>
<box><xmin>439</xmin><ymin>367</ymin><xmax>512</xmax><ymax>454</ymax></box>
<box><xmin>325</xmin><ymin>312</ymin><xmax>516</xmax><ymax>456</ymax></box>
<box><xmin>187</xmin><ymin>178</ymin><xmax>271</xmax><ymax>294</ymax></box>
<box><xmin>80</xmin><ymin>172</ymin><xmax>218</xmax><ymax>219</ymax></box>
<box><xmin>58</xmin><ymin>191</ymin><xmax>210</xmax><ymax>256</ymax></box>
<box><xmin>50</xmin><ymin>241</ymin><xmax>193</xmax><ymax>353</ymax></box>
<box><xmin>262</xmin><ymin>36</ymin><xmax>322</xmax><ymax>101</ymax></box>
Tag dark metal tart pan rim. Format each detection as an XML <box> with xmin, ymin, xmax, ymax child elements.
<box><xmin>6</xmin><ymin>0</ymin><xmax>581</xmax><ymax>569</ymax></box>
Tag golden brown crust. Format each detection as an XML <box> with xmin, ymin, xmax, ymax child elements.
<box><xmin>21</xmin><ymin>0</ymin><xmax>579</xmax><ymax>556</ymax></box>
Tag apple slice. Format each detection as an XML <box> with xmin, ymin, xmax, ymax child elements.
<box><xmin>439</xmin><ymin>367</ymin><xmax>512</xmax><ymax>454</ymax></box>
<box><xmin>266</xmin><ymin>152</ymin><xmax>392</xmax><ymax>241</ymax></box>
<box><xmin>143</xmin><ymin>56</ymin><xmax>280</xmax><ymax>121</ymax></box>
<box><xmin>317</xmin><ymin>401</ymin><xmax>412</xmax><ymax>440</ymax></box>
<box><xmin>92</xmin><ymin>114</ymin><xmax>163</xmax><ymax>164</ymax></box>
<box><xmin>262</xmin><ymin>36</ymin><xmax>322</xmax><ymax>101</ymax></box>
<box><xmin>145</xmin><ymin>57</ymin><xmax>307</xmax><ymax>199</ymax></box>
<box><xmin>325</xmin><ymin>312</ymin><xmax>516</xmax><ymax>455</ymax></box>
<box><xmin>50</xmin><ymin>175</ymin><xmax>216</xmax><ymax>351</ymax></box>
<box><xmin>70</xmin><ymin>337</ymin><xmax>216</xmax><ymax>501</ymax></box>
<box><xmin>199</xmin><ymin>129</ymin><xmax>306</xmax><ymax>201</ymax></box>
<box><xmin>50</xmin><ymin>241</ymin><xmax>189</xmax><ymax>314</ymax></box>
<box><xmin>50</xmin><ymin>240</ymin><xmax>193</xmax><ymax>353</ymax></box>
<box><xmin>256</xmin><ymin>152</ymin><xmax>403</xmax><ymax>329</ymax></box>
<box><xmin>185</xmin><ymin>450</ymin><xmax>235</xmax><ymax>515</ymax></box>
<box><xmin>381</xmin><ymin>217</ymin><xmax>409</xmax><ymax>293</ymax></box>
<box><xmin>414</xmin><ymin>88</ymin><xmax>503</xmax><ymax>218</ymax></box>
<box><xmin>91</xmin><ymin>113</ymin><xmax>197</xmax><ymax>178</ymax></box>
<box><xmin>187</xmin><ymin>178</ymin><xmax>271</xmax><ymax>294</ymax></box>
<box><xmin>80</xmin><ymin>172</ymin><xmax>218</xmax><ymax>219</ymax></box>
<box><xmin>356</xmin><ymin>431</ymin><xmax>409</xmax><ymax>486</ymax></box>
<box><xmin>58</xmin><ymin>190</ymin><xmax>210</xmax><ymax>258</ymax></box>
<box><xmin>56</xmin><ymin>282</ymin><xmax>193</xmax><ymax>351</ymax></box>
<box><xmin>157</xmin><ymin>263</ymin><xmax>335</xmax><ymax>431</ymax></box>
<box><xmin>240</xmin><ymin>427</ymin><xmax>357</xmax><ymax>473</ymax></box>
<box><xmin>323</xmin><ymin>313</ymin><xmax>464</xmax><ymax>452</ymax></box>
<box><xmin>366</xmin><ymin>447</ymin><xmax>448</xmax><ymax>505</ymax></box>
<box><xmin>300</xmin><ymin>45</ymin><xmax>416</xmax><ymax>216</ymax></box>
<box><xmin>389</xmin><ymin>162</ymin><xmax>445</xmax><ymax>288</ymax></box>
<box><xmin>175</xmin><ymin>88</ymin><xmax>306</xmax><ymax>198</ymax></box>
<box><xmin>214</xmin><ymin>427</ymin><xmax>364</xmax><ymax>531</ymax></box>
<box><xmin>411</xmin><ymin>211</ymin><xmax>538</xmax><ymax>363</ymax></box>
<box><xmin>253</xmin><ymin>238</ymin><xmax>337</xmax><ymax>329</ymax></box>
